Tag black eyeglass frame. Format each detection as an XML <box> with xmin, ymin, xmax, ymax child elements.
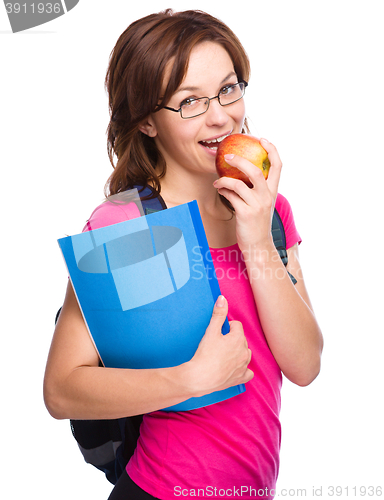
<box><xmin>162</xmin><ymin>81</ymin><xmax>248</xmax><ymax>119</ymax></box>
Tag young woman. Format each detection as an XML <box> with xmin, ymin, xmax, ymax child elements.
<box><xmin>44</xmin><ymin>9</ymin><xmax>323</xmax><ymax>500</ymax></box>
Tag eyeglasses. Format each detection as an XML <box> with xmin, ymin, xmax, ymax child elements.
<box><xmin>163</xmin><ymin>81</ymin><xmax>248</xmax><ymax>119</ymax></box>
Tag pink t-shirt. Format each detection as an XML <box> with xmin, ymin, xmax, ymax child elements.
<box><xmin>84</xmin><ymin>193</ymin><xmax>301</xmax><ymax>499</ymax></box>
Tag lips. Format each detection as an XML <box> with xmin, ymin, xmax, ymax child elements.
<box><xmin>199</xmin><ymin>132</ymin><xmax>232</xmax><ymax>150</ymax></box>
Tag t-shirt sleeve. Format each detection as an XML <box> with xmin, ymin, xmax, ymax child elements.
<box><xmin>275</xmin><ymin>193</ymin><xmax>302</xmax><ymax>249</ymax></box>
<box><xmin>82</xmin><ymin>200</ymin><xmax>141</xmax><ymax>232</ymax></box>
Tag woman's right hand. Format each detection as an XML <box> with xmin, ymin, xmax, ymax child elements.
<box><xmin>187</xmin><ymin>295</ymin><xmax>254</xmax><ymax>397</ymax></box>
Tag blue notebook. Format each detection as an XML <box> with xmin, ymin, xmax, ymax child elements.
<box><xmin>58</xmin><ymin>200</ymin><xmax>245</xmax><ymax>411</ymax></box>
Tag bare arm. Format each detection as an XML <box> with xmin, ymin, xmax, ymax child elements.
<box><xmin>243</xmin><ymin>241</ymin><xmax>323</xmax><ymax>386</ymax></box>
<box><xmin>43</xmin><ymin>282</ymin><xmax>253</xmax><ymax>420</ymax></box>
<box><xmin>213</xmin><ymin>139</ymin><xmax>323</xmax><ymax>386</ymax></box>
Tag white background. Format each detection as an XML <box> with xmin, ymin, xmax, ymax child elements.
<box><xmin>1</xmin><ymin>1</ymin><xmax>383</xmax><ymax>498</ymax></box>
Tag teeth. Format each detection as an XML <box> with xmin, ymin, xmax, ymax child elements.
<box><xmin>216</xmin><ymin>134</ymin><xmax>230</xmax><ymax>143</ymax></box>
<box><xmin>204</xmin><ymin>133</ymin><xmax>230</xmax><ymax>144</ymax></box>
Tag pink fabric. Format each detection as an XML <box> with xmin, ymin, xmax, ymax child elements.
<box><xmin>275</xmin><ymin>194</ymin><xmax>302</xmax><ymax>249</ymax></box>
<box><xmin>84</xmin><ymin>193</ymin><xmax>301</xmax><ymax>499</ymax></box>
<box><xmin>82</xmin><ymin>200</ymin><xmax>141</xmax><ymax>232</ymax></box>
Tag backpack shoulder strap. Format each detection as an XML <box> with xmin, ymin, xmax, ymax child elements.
<box><xmin>271</xmin><ymin>208</ymin><xmax>288</xmax><ymax>266</ymax></box>
<box><xmin>134</xmin><ymin>184</ymin><xmax>167</xmax><ymax>214</ymax></box>
<box><xmin>271</xmin><ymin>208</ymin><xmax>297</xmax><ymax>285</ymax></box>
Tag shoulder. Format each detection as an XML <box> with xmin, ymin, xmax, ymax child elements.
<box><xmin>274</xmin><ymin>193</ymin><xmax>302</xmax><ymax>249</ymax></box>
<box><xmin>83</xmin><ymin>200</ymin><xmax>141</xmax><ymax>232</ymax></box>
<box><xmin>275</xmin><ymin>192</ymin><xmax>292</xmax><ymax>218</ymax></box>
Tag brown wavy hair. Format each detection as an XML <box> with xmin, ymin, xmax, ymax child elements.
<box><xmin>104</xmin><ymin>9</ymin><xmax>251</xmax><ymax>198</ymax></box>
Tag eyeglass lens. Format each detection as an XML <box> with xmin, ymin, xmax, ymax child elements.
<box><xmin>181</xmin><ymin>82</ymin><xmax>245</xmax><ymax>118</ymax></box>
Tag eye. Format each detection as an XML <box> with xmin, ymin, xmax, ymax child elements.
<box><xmin>180</xmin><ymin>97</ymin><xmax>201</xmax><ymax>109</ymax></box>
<box><xmin>220</xmin><ymin>83</ymin><xmax>236</xmax><ymax>96</ymax></box>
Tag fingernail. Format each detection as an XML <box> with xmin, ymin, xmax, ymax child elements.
<box><xmin>215</xmin><ymin>295</ymin><xmax>226</xmax><ymax>307</ymax></box>
<box><xmin>224</xmin><ymin>154</ymin><xmax>235</xmax><ymax>161</ymax></box>
<box><xmin>260</xmin><ymin>138</ymin><xmax>269</xmax><ymax>145</ymax></box>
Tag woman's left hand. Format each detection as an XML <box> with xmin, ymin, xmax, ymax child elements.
<box><xmin>213</xmin><ymin>138</ymin><xmax>282</xmax><ymax>253</ymax></box>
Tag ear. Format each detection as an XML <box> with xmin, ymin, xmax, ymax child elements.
<box><xmin>138</xmin><ymin>115</ymin><xmax>158</xmax><ymax>138</ymax></box>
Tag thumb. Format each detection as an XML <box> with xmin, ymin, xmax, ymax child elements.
<box><xmin>206</xmin><ymin>295</ymin><xmax>228</xmax><ymax>334</ymax></box>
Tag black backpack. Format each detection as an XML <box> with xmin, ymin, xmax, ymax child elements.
<box><xmin>55</xmin><ymin>185</ymin><xmax>295</xmax><ymax>485</ymax></box>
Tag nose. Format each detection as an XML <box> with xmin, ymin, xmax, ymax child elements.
<box><xmin>205</xmin><ymin>98</ymin><xmax>229</xmax><ymax>128</ymax></box>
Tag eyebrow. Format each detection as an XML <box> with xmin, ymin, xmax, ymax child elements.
<box><xmin>175</xmin><ymin>71</ymin><xmax>237</xmax><ymax>94</ymax></box>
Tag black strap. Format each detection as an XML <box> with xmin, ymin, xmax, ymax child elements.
<box><xmin>272</xmin><ymin>208</ymin><xmax>297</xmax><ymax>284</ymax></box>
<box><xmin>272</xmin><ymin>208</ymin><xmax>288</xmax><ymax>266</ymax></box>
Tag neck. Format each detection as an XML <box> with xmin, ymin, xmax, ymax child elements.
<box><xmin>157</xmin><ymin>168</ymin><xmax>236</xmax><ymax>248</ymax></box>
<box><xmin>158</xmin><ymin>170</ymin><xmax>223</xmax><ymax>215</ymax></box>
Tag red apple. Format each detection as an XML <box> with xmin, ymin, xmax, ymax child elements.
<box><xmin>215</xmin><ymin>134</ymin><xmax>270</xmax><ymax>187</ymax></box>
